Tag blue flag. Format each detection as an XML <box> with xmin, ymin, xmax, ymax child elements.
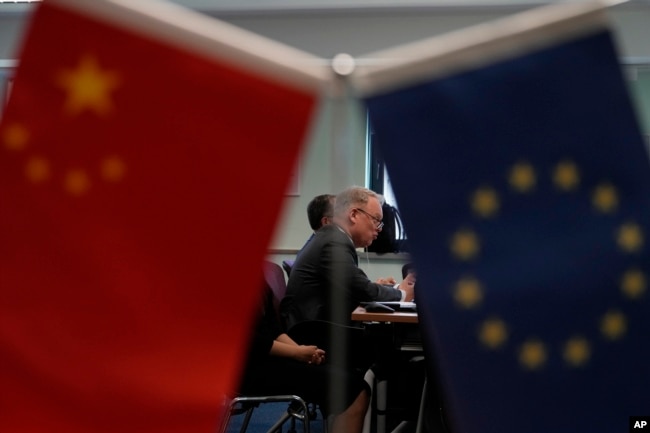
<box><xmin>360</xmin><ymin>3</ymin><xmax>650</xmax><ymax>432</ymax></box>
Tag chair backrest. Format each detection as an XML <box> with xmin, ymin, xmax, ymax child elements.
<box><xmin>262</xmin><ymin>261</ymin><xmax>287</xmax><ymax>319</ymax></box>
<box><xmin>281</xmin><ymin>259</ymin><xmax>295</xmax><ymax>279</ymax></box>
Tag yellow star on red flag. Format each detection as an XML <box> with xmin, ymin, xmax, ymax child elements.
<box><xmin>56</xmin><ymin>55</ymin><xmax>121</xmax><ymax>117</ymax></box>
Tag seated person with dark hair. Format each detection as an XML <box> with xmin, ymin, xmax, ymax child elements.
<box><xmin>402</xmin><ymin>263</ymin><xmax>416</xmax><ymax>280</ymax></box>
<box><xmin>297</xmin><ymin>193</ymin><xmax>335</xmax><ymax>258</ymax></box>
<box><xmin>240</xmin><ymin>288</ymin><xmax>370</xmax><ymax>433</ymax></box>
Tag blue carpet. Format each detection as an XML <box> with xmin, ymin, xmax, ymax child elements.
<box><xmin>224</xmin><ymin>402</ymin><xmax>326</xmax><ymax>433</ymax></box>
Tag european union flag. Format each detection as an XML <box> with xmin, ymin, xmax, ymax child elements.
<box><xmin>359</xmin><ymin>3</ymin><xmax>650</xmax><ymax>432</ymax></box>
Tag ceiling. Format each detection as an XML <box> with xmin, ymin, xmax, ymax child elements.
<box><xmin>1</xmin><ymin>0</ymin><xmax>649</xmax><ymax>16</ymax></box>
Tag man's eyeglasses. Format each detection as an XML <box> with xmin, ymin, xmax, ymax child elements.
<box><xmin>354</xmin><ymin>208</ymin><xmax>384</xmax><ymax>230</ymax></box>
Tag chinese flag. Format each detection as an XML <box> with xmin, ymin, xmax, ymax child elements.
<box><xmin>0</xmin><ymin>1</ymin><xmax>320</xmax><ymax>432</ymax></box>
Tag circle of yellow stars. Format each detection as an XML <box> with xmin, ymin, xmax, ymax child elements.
<box><xmin>448</xmin><ymin>158</ymin><xmax>645</xmax><ymax>370</ymax></box>
<box><xmin>1</xmin><ymin>54</ymin><xmax>125</xmax><ymax>196</ymax></box>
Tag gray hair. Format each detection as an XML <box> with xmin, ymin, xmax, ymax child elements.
<box><xmin>334</xmin><ymin>186</ymin><xmax>379</xmax><ymax>217</ymax></box>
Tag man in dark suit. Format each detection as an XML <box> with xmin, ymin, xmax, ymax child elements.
<box><xmin>281</xmin><ymin>186</ymin><xmax>415</xmax><ymax>330</ymax></box>
<box><xmin>280</xmin><ymin>187</ymin><xmax>417</xmax><ymax>422</ymax></box>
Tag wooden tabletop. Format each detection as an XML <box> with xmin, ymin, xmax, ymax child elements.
<box><xmin>351</xmin><ymin>306</ymin><xmax>419</xmax><ymax>324</ymax></box>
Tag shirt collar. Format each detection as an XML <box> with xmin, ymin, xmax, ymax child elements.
<box><xmin>334</xmin><ymin>223</ymin><xmax>355</xmax><ymax>246</ymax></box>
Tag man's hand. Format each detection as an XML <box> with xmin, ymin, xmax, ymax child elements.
<box><xmin>399</xmin><ymin>278</ymin><xmax>415</xmax><ymax>301</ymax></box>
<box><xmin>376</xmin><ymin>276</ymin><xmax>397</xmax><ymax>285</ymax></box>
<box><xmin>294</xmin><ymin>345</ymin><xmax>326</xmax><ymax>365</ymax></box>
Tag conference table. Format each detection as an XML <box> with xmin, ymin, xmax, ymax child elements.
<box><xmin>351</xmin><ymin>306</ymin><xmax>428</xmax><ymax>433</ymax></box>
<box><xmin>351</xmin><ymin>306</ymin><xmax>419</xmax><ymax>324</ymax></box>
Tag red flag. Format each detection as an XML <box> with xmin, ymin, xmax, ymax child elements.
<box><xmin>0</xmin><ymin>1</ymin><xmax>322</xmax><ymax>432</ymax></box>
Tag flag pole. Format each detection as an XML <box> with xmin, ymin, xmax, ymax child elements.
<box><xmin>48</xmin><ymin>0</ymin><xmax>330</xmax><ymax>93</ymax></box>
<box><xmin>351</xmin><ymin>0</ymin><xmax>616</xmax><ymax>97</ymax></box>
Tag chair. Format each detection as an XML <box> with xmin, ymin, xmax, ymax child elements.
<box><xmin>281</xmin><ymin>259</ymin><xmax>294</xmax><ymax>279</ymax></box>
<box><xmin>264</xmin><ymin>260</ymin><xmax>289</xmax><ymax>324</ymax></box>
<box><xmin>219</xmin><ymin>261</ymin><xmax>327</xmax><ymax>433</ymax></box>
<box><xmin>219</xmin><ymin>394</ymin><xmax>314</xmax><ymax>433</ymax></box>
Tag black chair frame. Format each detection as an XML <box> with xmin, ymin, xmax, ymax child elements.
<box><xmin>220</xmin><ymin>394</ymin><xmax>319</xmax><ymax>433</ymax></box>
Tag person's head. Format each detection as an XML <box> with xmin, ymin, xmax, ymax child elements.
<box><xmin>402</xmin><ymin>263</ymin><xmax>416</xmax><ymax>280</ymax></box>
<box><xmin>307</xmin><ymin>194</ymin><xmax>335</xmax><ymax>231</ymax></box>
<box><xmin>333</xmin><ymin>186</ymin><xmax>384</xmax><ymax>248</ymax></box>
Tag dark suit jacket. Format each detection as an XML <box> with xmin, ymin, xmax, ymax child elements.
<box><xmin>281</xmin><ymin>224</ymin><xmax>402</xmax><ymax>329</ymax></box>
